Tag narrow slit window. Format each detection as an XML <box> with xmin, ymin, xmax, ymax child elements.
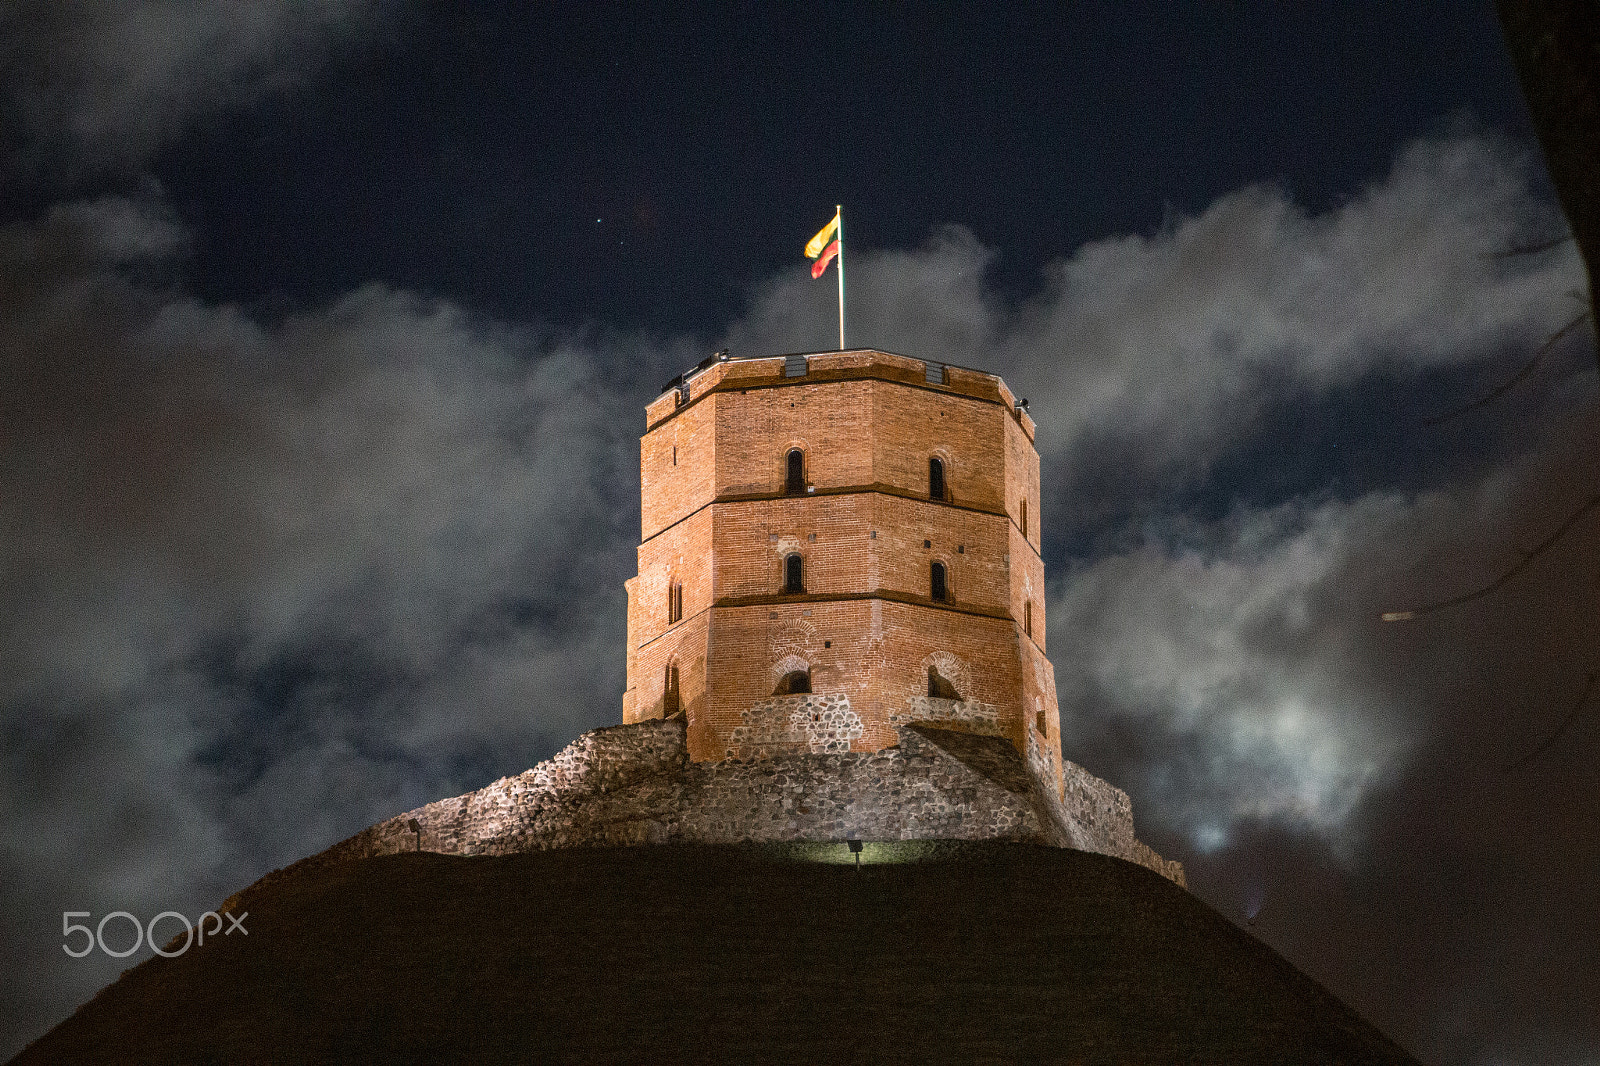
<box><xmin>1035</xmin><ymin>709</ymin><xmax>1048</xmax><ymax>735</ymax></box>
<box><xmin>929</xmin><ymin>456</ymin><xmax>946</xmax><ymax>500</ymax></box>
<box><xmin>931</xmin><ymin>561</ymin><xmax>948</xmax><ymax>603</ymax></box>
<box><xmin>786</xmin><ymin>449</ymin><xmax>805</xmax><ymax>494</ymax></box>
<box><xmin>1020</xmin><ymin>497</ymin><xmax>1028</xmax><ymax>538</ymax></box>
<box><xmin>784</xmin><ymin>553</ymin><xmax>804</xmax><ymax>593</ymax></box>
<box><xmin>668</xmin><ymin>581</ymin><xmax>683</xmax><ymax>624</ymax></box>
<box><xmin>664</xmin><ymin>663</ymin><xmax>680</xmax><ymax>717</ymax></box>
<box><xmin>1024</xmin><ymin>600</ymin><xmax>1032</xmax><ymax>637</ymax></box>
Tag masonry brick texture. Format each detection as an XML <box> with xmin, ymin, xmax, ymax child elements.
<box><xmin>322</xmin><ymin>718</ymin><xmax>1184</xmax><ymax>887</ymax></box>
<box><xmin>623</xmin><ymin>349</ymin><xmax>1055</xmax><ymax>769</ymax></box>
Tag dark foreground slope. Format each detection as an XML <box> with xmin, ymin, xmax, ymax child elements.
<box><xmin>11</xmin><ymin>844</ymin><xmax>1420</xmax><ymax>1065</ymax></box>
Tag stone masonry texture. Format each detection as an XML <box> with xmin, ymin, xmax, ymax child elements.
<box><xmin>319</xmin><ymin>718</ymin><xmax>1185</xmax><ymax>887</ymax></box>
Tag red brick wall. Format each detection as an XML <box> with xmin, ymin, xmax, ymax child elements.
<box><xmin>640</xmin><ymin>395</ymin><xmax>716</xmax><ymax>541</ymax></box>
<box><xmin>626</xmin><ymin>351</ymin><xmax>1060</xmax><ymax>768</ymax></box>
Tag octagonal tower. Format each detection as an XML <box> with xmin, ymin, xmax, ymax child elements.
<box><xmin>623</xmin><ymin>349</ymin><xmax>1060</xmax><ymax>777</ymax></box>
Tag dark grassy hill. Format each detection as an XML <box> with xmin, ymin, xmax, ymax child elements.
<box><xmin>10</xmin><ymin>843</ymin><xmax>1421</xmax><ymax>1065</ymax></box>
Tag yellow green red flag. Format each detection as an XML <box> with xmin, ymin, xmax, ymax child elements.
<box><xmin>810</xmin><ymin>239</ymin><xmax>840</xmax><ymax>279</ymax></box>
<box><xmin>803</xmin><ymin>206</ymin><xmax>846</xmax><ymax>349</ymax></box>
<box><xmin>804</xmin><ymin>211</ymin><xmax>840</xmax><ymax>259</ymax></box>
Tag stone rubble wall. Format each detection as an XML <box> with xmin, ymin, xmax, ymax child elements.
<box><xmin>890</xmin><ymin>696</ymin><xmax>1003</xmax><ymax>736</ymax></box>
<box><xmin>725</xmin><ymin>694</ymin><xmax>865</xmax><ymax>759</ymax></box>
<box><xmin>320</xmin><ymin>718</ymin><xmax>1184</xmax><ymax>888</ymax></box>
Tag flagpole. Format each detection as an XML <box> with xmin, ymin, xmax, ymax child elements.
<box><xmin>836</xmin><ymin>204</ymin><xmax>845</xmax><ymax>350</ymax></box>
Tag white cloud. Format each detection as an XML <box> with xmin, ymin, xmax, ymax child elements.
<box><xmin>1049</xmin><ymin>493</ymin><xmax>1420</xmax><ymax>846</ymax></box>
<box><xmin>1</xmin><ymin>0</ymin><xmax>392</xmax><ymax>170</ymax></box>
<box><xmin>1005</xmin><ymin>133</ymin><xmax>1580</xmax><ymax>474</ymax></box>
<box><xmin>721</xmin><ymin>132</ymin><xmax>1585</xmax><ymax>498</ymax></box>
<box><xmin>0</xmin><ymin>196</ymin><xmax>652</xmax><ymax>1050</ymax></box>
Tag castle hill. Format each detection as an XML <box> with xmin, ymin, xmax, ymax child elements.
<box><xmin>11</xmin><ymin>347</ymin><xmax>1431</xmax><ymax>1065</ymax></box>
<box><xmin>303</xmin><ymin>348</ymin><xmax>1186</xmax><ymax>878</ymax></box>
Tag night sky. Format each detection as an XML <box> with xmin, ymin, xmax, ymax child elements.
<box><xmin>2</xmin><ymin>3</ymin><xmax>1597</xmax><ymax>1063</ymax></box>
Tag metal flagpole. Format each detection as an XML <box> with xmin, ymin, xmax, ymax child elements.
<box><xmin>836</xmin><ymin>204</ymin><xmax>845</xmax><ymax>350</ymax></box>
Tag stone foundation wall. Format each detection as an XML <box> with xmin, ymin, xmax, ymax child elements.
<box><xmin>322</xmin><ymin>719</ymin><xmax>1184</xmax><ymax>888</ymax></box>
<box><xmin>725</xmin><ymin>693</ymin><xmax>865</xmax><ymax>758</ymax></box>
<box><xmin>891</xmin><ymin>695</ymin><xmax>1003</xmax><ymax>736</ymax></box>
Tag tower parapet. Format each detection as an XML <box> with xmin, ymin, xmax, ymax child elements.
<box><xmin>623</xmin><ymin>349</ymin><xmax>1059</xmax><ymax>781</ymax></box>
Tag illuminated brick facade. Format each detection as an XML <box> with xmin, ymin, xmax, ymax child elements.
<box><xmin>623</xmin><ymin>349</ymin><xmax>1060</xmax><ymax>774</ymax></box>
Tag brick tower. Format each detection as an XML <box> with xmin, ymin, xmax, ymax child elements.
<box><xmin>623</xmin><ymin>349</ymin><xmax>1060</xmax><ymax>777</ymax></box>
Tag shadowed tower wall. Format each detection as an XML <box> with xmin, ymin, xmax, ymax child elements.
<box><xmin>623</xmin><ymin>349</ymin><xmax>1059</xmax><ymax>780</ymax></box>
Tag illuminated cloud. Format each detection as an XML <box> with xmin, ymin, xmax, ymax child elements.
<box><xmin>0</xmin><ymin>0</ymin><xmax>393</xmax><ymax>172</ymax></box>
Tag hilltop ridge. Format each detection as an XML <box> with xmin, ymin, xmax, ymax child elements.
<box><xmin>11</xmin><ymin>844</ymin><xmax>1418</xmax><ymax>1065</ymax></box>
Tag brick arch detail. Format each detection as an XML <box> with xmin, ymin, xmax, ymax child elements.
<box><xmin>920</xmin><ymin>650</ymin><xmax>972</xmax><ymax>701</ymax></box>
<box><xmin>929</xmin><ymin>552</ymin><xmax>956</xmax><ymax>601</ymax></box>
<box><xmin>928</xmin><ymin>446</ymin><xmax>955</xmax><ymax>499</ymax></box>
<box><xmin>770</xmin><ymin>653</ymin><xmax>813</xmax><ymax>689</ymax></box>
<box><xmin>770</xmin><ymin>622</ymin><xmax>818</xmax><ymax>658</ymax></box>
<box><xmin>780</xmin><ymin>438</ymin><xmax>812</xmax><ymax>490</ymax></box>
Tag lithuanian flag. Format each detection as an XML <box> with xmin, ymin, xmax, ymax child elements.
<box><xmin>806</xmin><ymin>210</ymin><xmax>840</xmax><ymax>279</ymax></box>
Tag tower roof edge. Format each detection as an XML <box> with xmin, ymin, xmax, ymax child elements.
<box><xmin>646</xmin><ymin>348</ymin><xmax>1034</xmax><ymax>439</ymax></box>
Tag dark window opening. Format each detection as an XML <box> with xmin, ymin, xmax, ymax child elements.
<box><xmin>785</xmin><ymin>449</ymin><xmax>805</xmax><ymax>493</ymax></box>
<box><xmin>664</xmin><ymin>664</ymin><xmax>680</xmax><ymax>717</ymax></box>
<box><xmin>775</xmin><ymin>670</ymin><xmax>812</xmax><ymax>695</ymax></box>
<box><xmin>1021</xmin><ymin>498</ymin><xmax>1028</xmax><ymax>538</ymax></box>
<box><xmin>1024</xmin><ymin>600</ymin><xmax>1032</xmax><ymax>637</ymax></box>
<box><xmin>668</xmin><ymin>581</ymin><xmax>683</xmax><ymax>624</ymax></box>
<box><xmin>1035</xmin><ymin>709</ymin><xmax>1048</xmax><ymax>735</ymax></box>
<box><xmin>929</xmin><ymin>456</ymin><xmax>946</xmax><ymax>500</ymax></box>
<box><xmin>784</xmin><ymin>553</ymin><xmax>804</xmax><ymax>593</ymax></box>
<box><xmin>931</xmin><ymin>561</ymin><xmax>948</xmax><ymax>603</ymax></box>
<box><xmin>927</xmin><ymin>667</ymin><xmax>960</xmax><ymax>700</ymax></box>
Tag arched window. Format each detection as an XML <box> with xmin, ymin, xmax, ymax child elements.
<box><xmin>668</xmin><ymin>581</ymin><xmax>683</xmax><ymax>624</ymax></box>
<box><xmin>1020</xmin><ymin>497</ymin><xmax>1028</xmax><ymax>538</ymax></box>
<box><xmin>930</xmin><ymin>560</ymin><xmax>948</xmax><ymax>603</ymax></box>
<box><xmin>774</xmin><ymin>670</ymin><xmax>812</xmax><ymax>695</ymax></box>
<box><xmin>663</xmin><ymin>662</ymin><xmax>680</xmax><ymax>717</ymax></box>
<box><xmin>927</xmin><ymin>666</ymin><xmax>960</xmax><ymax>700</ymax></box>
<box><xmin>784</xmin><ymin>553</ymin><xmax>804</xmax><ymax>593</ymax></box>
<box><xmin>929</xmin><ymin>456</ymin><xmax>946</xmax><ymax>500</ymax></box>
<box><xmin>1023</xmin><ymin>600</ymin><xmax>1032</xmax><ymax>637</ymax></box>
<box><xmin>786</xmin><ymin>449</ymin><xmax>805</xmax><ymax>494</ymax></box>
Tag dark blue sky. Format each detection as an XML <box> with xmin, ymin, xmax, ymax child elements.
<box><xmin>130</xmin><ymin>2</ymin><xmax>1535</xmax><ymax>337</ymax></box>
